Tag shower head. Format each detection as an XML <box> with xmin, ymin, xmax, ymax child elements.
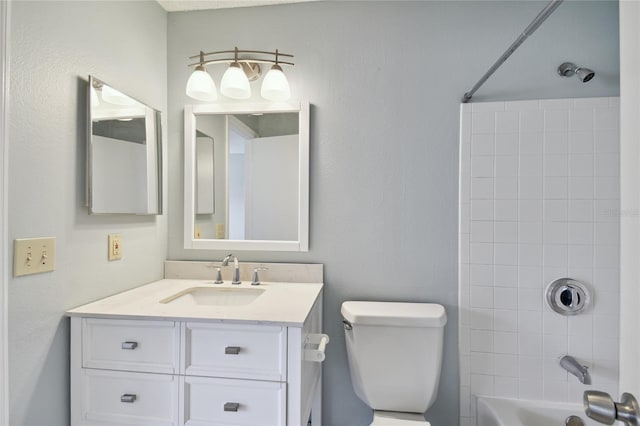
<box><xmin>558</xmin><ymin>62</ymin><xmax>595</xmax><ymax>83</ymax></box>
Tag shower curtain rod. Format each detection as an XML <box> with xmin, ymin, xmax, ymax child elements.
<box><xmin>461</xmin><ymin>0</ymin><xmax>564</xmax><ymax>103</ymax></box>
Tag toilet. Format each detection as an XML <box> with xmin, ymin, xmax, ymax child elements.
<box><xmin>341</xmin><ymin>301</ymin><xmax>447</xmax><ymax>426</ymax></box>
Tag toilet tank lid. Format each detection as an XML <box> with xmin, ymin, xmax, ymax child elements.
<box><xmin>341</xmin><ymin>301</ymin><xmax>447</xmax><ymax>327</ymax></box>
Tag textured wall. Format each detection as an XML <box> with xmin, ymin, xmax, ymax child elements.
<box><xmin>8</xmin><ymin>2</ymin><xmax>167</xmax><ymax>425</ymax></box>
<box><xmin>166</xmin><ymin>2</ymin><xmax>619</xmax><ymax>425</ymax></box>
<box><xmin>459</xmin><ymin>97</ymin><xmax>620</xmax><ymax>426</ymax></box>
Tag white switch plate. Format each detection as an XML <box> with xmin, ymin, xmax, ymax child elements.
<box><xmin>13</xmin><ymin>237</ymin><xmax>56</xmax><ymax>276</ymax></box>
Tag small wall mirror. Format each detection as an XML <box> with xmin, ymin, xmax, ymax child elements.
<box><xmin>184</xmin><ymin>101</ymin><xmax>309</xmax><ymax>251</ymax></box>
<box><xmin>87</xmin><ymin>76</ymin><xmax>162</xmax><ymax>215</ymax></box>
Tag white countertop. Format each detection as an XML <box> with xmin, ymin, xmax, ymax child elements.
<box><xmin>66</xmin><ymin>279</ymin><xmax>323</xmax><ymax>327</ymax></box>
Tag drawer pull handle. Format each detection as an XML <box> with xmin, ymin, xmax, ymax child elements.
<box><xmin>225</xmin><ymin>346</ymin><xmax>241</xmax><ymax>355</ymax></box>
<box><xmin>120</xmin><ymin>394</ymin><xmax>137</xmax><ymax>403</ymax></box>
<box><xmin>224</xmin><ymin>402</ymin><xmax>240</xmax><ymax>412</ymax></box>
<box><xmin>121</xmin><ymin>341</ymin><xmax>138</xmax><ymax>350</ymax></box>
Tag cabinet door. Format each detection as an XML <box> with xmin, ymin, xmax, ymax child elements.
<box><xmin>80</xmin><ymin>369</ymin><xmax>179</xmax><ymax>425</ymax></box>
<box><xmin>181</xmin><ymin>376</ymin><xmax>286</xmax><ymax>426</ymax></box>
<box><xmin>183</xmin><ymin>322</ymin><xmax>286</xmax><ymax>381</ymax></box>
<box><xmin>83</xmin><ymin>318</ymin><xmax>179</xmax><ymax>374</ymax></box>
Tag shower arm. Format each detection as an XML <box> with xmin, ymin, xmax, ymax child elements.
<box><xmin>461</xmin><ymin>0</ymin><xmax>564</xmax><ymax>103</ymax></box>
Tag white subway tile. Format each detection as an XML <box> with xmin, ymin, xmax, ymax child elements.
<box><xmin>472</xmin><ymin>101</ymin><xmax>505</xmax><ymax>113</ymax></box>
<box><xmin>543</xmin><ymin>222</ymin><xmax>568</xmax><ymax>245</ymax></box>
<box><xmin>595</xmin><ymin>176</ymin><xmax>619</xmax><ymax>200</ymax></box>
<box><xmin>544</xmin><ymin>154</ymin><xmax>568</xmax><ymax>177</ymax></box>
<box><xmin>543</xmin><ymin>176</ymin><xmax>568</xmax><ymax>200</ymax></box>
<box><xmin>568</xmin><ymin>245</ymin><xmax>594</xmax><ymax>268</ymax></box>
<box><xmin>568</xmin><ymin>199</ymin><xmax>594</xmax><ymax>222</ymax></box>
<box><xmin>569</xmin><ymin>131</ymin><xmax>594</xmax><ymax>154</ymax></box>
<box><xmin>519</xmin><ymin>311</ymin><xmax>543</xmax><ymax>335</ymax></box>
<box><xmin>593</xmin><ymin>288</ymin><xmax>619</xmax><ymax>314</ymax></box>
<box><xmin>593</xmin><ymin>268</ymin><xmax>619</xmax><ymax>291</ymax></box>
<box><xmin>470</xmin><ymin>264</ymin><xmax>494</xmax><ymax>286</ymax></box>
<box><xmin>471</xmin><ymin>287</ymin><xmax>494</xmax><ymax>309</ymax></box>
<box><xmin>543</xmin><ymin>245</ymin><xmax>568</xmax><ymax>267</ymax></box>
<box><xmin>569</xmin><ymin>314</ymin><xmax>594</xmax><ymax>337</ymax></box>
<box><xmin>591</xmin><ymin>358</ymin><xmax>619</xmax><ymax>385</ymax></box>
<box><xmin>495</xmin><ymin>265</ymin><xmax>518</xmax><ymax>287</ymax></box>
<box><xmin>471</xmin><ymin>199</ymin><xmax>494</xmax><ymax>221</ymax></box>
<box><xmin>495</xmin><ymin>177</ymin><xmax>518</xmax><ymax>199</ymax></box>
<box><xmin>496</xmin><ymin>111</ymin><xmax>519</xmax><ymax>133</ymax></box>
<box><xmin>471</xmin><ymin>178</ymin><xmax>494</xmax><ymax>199</ymax></box>
<box><xmin>519</xmin><ymin>356</ymin><xmax>543</xmax><ymax>380</ymax></box>
<box><xmin>471</xmin><ymin>352</ymin><xmax>495</xmax><ymax>375</ymax></box>
<box><xmin>543</xmin><ymin>267</ymin><xmax>569</xmax><ymax>284</ymax></box>
<box><xmin>472</xmin><ymin>156</ymin><xmax>495</xmax><ymax>177</ymax></box>
<box><xmin>594</xmin><ymin>106</ymin><xmax>619</xmax><ymax>130</ymax></box>
<box><xmin>544</xmin><ymin>199</ymin><xmax>568</xmax><ymax>222</ymax></box>
<box><xmin>470</xmin><ymin>330</ymin><xmax>494</xmax><ymax>352</ymax></box>
<box><xmin>519</xmin><ymin>175</ymin><xmax>542</xmax><ymax>200</ymax></box>
<box><xmin>544</xmin><ymin>109</ymin><xmax>569</xmax><ymax>132</ymax></box>
<box><xmin>574</xmin><ymin>97</ymin><xmax>609</xmax><ymax>109</ymax></box>
<box><xmin>543</xmin><ymin>333</ymin><xmax>568</xmax><ymax>357</ymax></box>
<box><xmin>518</xmin><ymin>265</ymin><xmax>543</xmax><ymax>288</ymax></box>
<box><xmin>494</xmin><ymin>287</ymin><xmax>517</xmax><ymax>310</ymax></box>
<box><xmin>609</xmin><ymin>97</ymin><xmax>620</xmax><ymax>108</ymax></box>
<box><xmin>495</xmin><ymin>133</ymin><xmax>519</xmax><ymax>155</ymax></box>
<box><xmin>594</xmin><ymin>129</ymin><xmax>619</xmax><ymax>153</ymax></box>
<box><xmin>494</xmin><ymin>309</ymin><xmax>519</xmax><ymax>332</ymax></box>
<box><xmin>506</xmin><ymin>100</ymin><xmax>540</xmax><ymax>111</ymax></box>
<box><xmin>593</xmin><ymin>337</ymin><xmax>619</xmax><ymax>361</ymax></box>
<box><xmin>519</xmin><ymin>222</ymin><xmax>543</xmax><ymax>244</ymax></box>
<box><xmin>495</xmin><ymin>200</ymin><xmax>518</xmax><ymax>222</ymax></box>
<box><xmin>567</xmin><ymin>268</ymin><xmax>593</xmax><ymax>286</ymax></box>
<box><xmin>519</xmin><ymin>154</ymin><xmax>543</xmax><ymax>177</ymax></box>
<box><xmin>541</xmin><ymin>99</ymin><xmax>572</xmax><ymax>109</ymax></box>
<box><xmin>569</xmin><ymin>108</ymin><xmax>594</xmax><ymax>132</ymax></box>
<box><xmin>495</xmin><ymin>243</ymin><xmax>518</xmax><ymax>266</ymax></box>
<box><xmin>518</xmin><ymin>287</ymin><xmax>543</xmax><ymax>311</ymax></box>
<box><xmin>568</xmin><ymin>334</ymin><xmax>593</xmax><ymax>359</ymax></box>
<box><xmin>520</xmin><ymin>132</ymin><xmax>544</xmax><ymax>155</ymax></box>
<box><xmin>519</xmin><ymin>200</ymin><xmax>543</xmax><ymax>222</ymax></box>
<box><xmin>472</xmin><ymin>111</ymin><xmax>496</xmax><ymax>134</ymax></box>
<box><xmin>568</xmin><ymin>222</ymin><xmax>594</xmax><ymax>245</ymax></box>
<box><xmin>471</xmin><ymin>374</ymin><xmax>495</xmax><ymax>396</ymax></box>
<box><xmin>594</xmin><ymin>244</ymin><xmax>619</xmax><ymax>269</ymax></box>
<box><xmin>543</xmin><ymin>310</ymin><xmax>568</xmax><ymax>335</ymax></box>
<box><xmin>471</xmin><ymin>308</ymin><xmax>494</xmax><ymax>331</ymax></box>
<box><xmin>569</xmin><ymin>154</ymin><xmax>594</xmax><ymax>177</ymax></box>
<box><xmin>518</xmin><ymin>244</ymin><xmax>543</xmax><ymax>267</ymax></box>
<box><xmin>494</xmin><ymin>377</ymin><xmax>519</xmax><ymax>398</ymax></box>
<box><xmin>594</xmin><ymin>199</ymin><xmax>619</xmax><ymax>222</ymax></box>
<box><xmin>494</xmin><ymin>354</ymin><xmax>519</xmax><ymax>377</ymax></box>
<box><xmin>470</xmin><ymin>242</ymin><xmax>494</xmax><ymax>265</ymax></box>
<box><xmin>569</xmin><ymin>176</ymin><xmax>594</xmax><ymax>199</ymax></box>
<box><xmin>544</xmin><ymin>357</ymin><xmax>568</xmax><ymax>382</ymax></box>
<box><xmin>519</xmin><ymin>333</ymin><xmax>543</xmax><ymax>356</ymax></box>
<box><xmin>543</xmin><ymin>381</ymin><xmax>569</xmax><ymax>402</ymax></box>
<box><xmin>471</xmin><ymin>221</ymin><xmax>493</xmax><ymax>243</ymax></box>
<box><xmin>544</xmin><ymin>132</ymin><xmax>569</xmax><ymax>155</ymax></box>
<box><xmin>595</xmin><ymin>153</ymin><xmax>619</xmax><ymax>177</ymax></box>
<box><xmin>494</xmin><ymin>221</ymin><xmax>517</xmax><ymax>243</ymax></box>
<box><xmin>521</xmin><ymin>111</ymin><xmax>545</xmax><ymax>133</ymax></box>
<box><xmin>519</xmin><ymin>380</ymin><xmax>543</xmax><ymax>400</ymax></box>
<box><xmin>495</xmin><ymin>155</ymin><xmax>519</xmax><ymax>177</ymax></box>
<box><xmin>472</xmin><ymin>134</ymin><xmax>495</xmax><ymax>156</ymax></box>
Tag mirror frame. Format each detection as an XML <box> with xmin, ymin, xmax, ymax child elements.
<box><xmin>87</xmin><ymin>76</ymin><xmax>163</xmax><ymax>215</ymax></box>
<box><xmin>184</xmin><ymin>101</ymin><xmax>309</xmax><ymax>251</ymax></box>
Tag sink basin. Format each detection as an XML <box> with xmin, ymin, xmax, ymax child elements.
<box><xmin>159</xmin><ymin>286</ymin><xmax>265</xmax><ymax>307</ymax></box>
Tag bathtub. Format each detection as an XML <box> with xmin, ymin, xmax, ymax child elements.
<box><xmin>476</xmin><ymin>396</ymin><xmax>599</xmax><ymax>426</ymax></box>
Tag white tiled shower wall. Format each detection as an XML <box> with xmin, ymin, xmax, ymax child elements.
<box><xmin>458</xmin><ymin>97</ymin><xmax>620</xmax><ymax>426</ymax></box>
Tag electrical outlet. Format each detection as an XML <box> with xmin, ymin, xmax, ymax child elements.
<box><xmin>108</xmin><ymin>234</ymin><xmax>122</xmax><ymax>261</ymax></box>
<box><xmin>14</xmin><ymin>237</ymin><xmax>56</xmax><ymax>276</ymax></box>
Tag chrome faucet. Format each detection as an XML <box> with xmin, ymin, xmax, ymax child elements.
<box><xmin>221</xmin><ymin>254</ymin><xmax>241</xmax><ymax>285</ymax></box>
<box><xmin>560</xmin><ymin>355</ymin><xmax>591</xmax><ymax>385</ymax></box>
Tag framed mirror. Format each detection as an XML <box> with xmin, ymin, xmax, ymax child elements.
<box><xmin>87</xmin><ymin>76</ymin><xmax>162</xmax><ymax>215</ymax></box>
<box><xmin>184</xmin><ymin>101</ymin><xmax>309</xmax><ymax>251</ymax></box>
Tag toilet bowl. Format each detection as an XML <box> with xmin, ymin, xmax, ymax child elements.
<box><xmin>341</xmin><ymin>301</ymin><xmax>447</xmax><ymax>426</ymax></box>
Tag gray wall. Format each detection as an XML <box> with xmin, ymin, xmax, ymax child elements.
<box><xmin>167</xmin><ymin>2</ymin><xmax>619</xmax><ymax>425</ymax></box>
<box><xmin>8</xmin><ymin>1</ymin><xmax>167</xmax><ymax>425</ymax></box>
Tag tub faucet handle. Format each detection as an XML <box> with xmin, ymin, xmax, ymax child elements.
<box><xmin>584</xmin><ymin>390</ymin><xmax>640</xmax><ymax>426</ymax></box>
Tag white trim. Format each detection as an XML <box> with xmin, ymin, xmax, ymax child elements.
<box><xmin>0</xmin><ymin>0</ymin><xmax>9</xmax><ymax>423</ymax></box>
<box><xmin>619</xmin><ymin>0</ymin><xmax>640</xmax><ymax>397</ymax></box>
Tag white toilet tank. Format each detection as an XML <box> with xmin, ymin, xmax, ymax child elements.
<box><xmin>341</xmin><ymin>301</ymin><xmax>447</xmax><ymax>414</ymax></box>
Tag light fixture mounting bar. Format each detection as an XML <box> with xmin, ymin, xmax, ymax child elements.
<box><xmin>188</xmin><ymin>48</ymin><xmax>294</xmax><ymax>68</ymax></box>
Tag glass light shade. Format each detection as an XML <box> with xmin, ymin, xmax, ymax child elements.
<box><xmin>220</xmin><ymin>63</ymin><xmax>251</xmax><ymax>99</ymax></box>
<box><xmin>101</xmin><ymin>85</ymin><xmax>137</xmax><ymax>106</ymax></box>
<box><xmin>186</xmin><ymin>66</ymin><xmax>217</xmax><ymax>101</ymax></box>
<box><xmin>261</xmin><ymin>65</ymin><xmax>291</xmax><ymax>101</ymax></box>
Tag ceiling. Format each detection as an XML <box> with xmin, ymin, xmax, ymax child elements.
<box><xmin>156</xmin><ymin>0</ymin><xmax>317</xmax><ymax>12</ymax></box>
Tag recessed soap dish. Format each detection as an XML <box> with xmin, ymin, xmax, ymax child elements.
<box><xmin>545</xmin><ymin>278</ymin><xmax>591</xmax><ymax>316</ymax></box>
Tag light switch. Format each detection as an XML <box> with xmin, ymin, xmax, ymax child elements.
<box><xmin>13</xmin><ymin>237</ymin><xmax>56</xmax><ymax>276</ymax></box>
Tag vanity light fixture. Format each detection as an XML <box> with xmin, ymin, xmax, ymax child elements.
<box><xmin>186</xmin><ymin>47</ymin><xmax>294</xmax><ymax>101</ymax></box>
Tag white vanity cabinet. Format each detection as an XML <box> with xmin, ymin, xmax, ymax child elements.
<box><xmin>69</xmin><ymin>291</ymin><xmax>323</xmax><ymax>426</ymax></box>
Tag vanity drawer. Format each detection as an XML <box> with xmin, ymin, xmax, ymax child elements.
<box><xmin>181</xmin><ymin>376</ymin><xmax>286</xmax><ymax>426</ymax></box>
<box><xmin>183</xmin><ymin>322</ymin><xmax>286</xmax><ymax>381</ymax></box>
<box><xmin>83</xmin><ymin>318</ymin><xmax>179</xmax><ymax>374</ymax></box>
<box><xmin>80</xmin><ymin>369</ymin><xmax>179</xmax><ymax>425</ymax></box>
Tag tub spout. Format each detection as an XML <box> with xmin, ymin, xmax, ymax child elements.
<box><xmin>560</xmin><ymin>355</ymin><xmax>591</xmax><ymax>385</ymax></box>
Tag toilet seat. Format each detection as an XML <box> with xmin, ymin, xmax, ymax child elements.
<box><xmin>370</xmin><ymin>410</ymin><xmax>431</xmax><ymax>426</ymax></box>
